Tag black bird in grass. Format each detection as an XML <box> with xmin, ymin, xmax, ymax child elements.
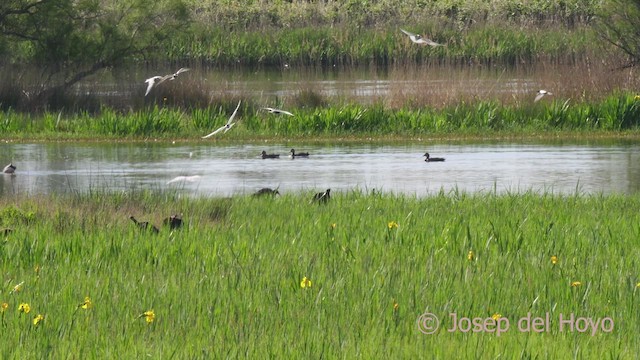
<box><xmin>312</xmin><ymin>189</ymin><xmax>331</xmax><ymax>203</ymax></box>
<box><xmin>261</xmin><ymin>151</ymin><xmax>280</xmax><ymax>159</ymax></box>
<box><xmin>289</xmin><ymin>149</ymin><xmax>310</xmax><ymax>158</ymax></box>
<box><xmin>253</xmin><ymin>188</ymin><xmax>280</xmax><ymax>197</ymax></box>
<box><xmin>1</xmin><ymin>228</ymin><xmax>13</xmax><ymax>236</ymax></box>
<box><xmin>163</xmin><ymin>214</ymin><xmax>183</xmax><ymax>230</ymax></box>
<box><xmin>129</xmin><ymin>216</ymin><xmax>159</xmax><ymax>234</ymax></box>
<box><xmin>423</xmin><ymin>153</ymin><xmax>445</xmax><ymax>162</ymax></box>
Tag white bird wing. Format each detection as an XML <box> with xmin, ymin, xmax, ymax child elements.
<box><xmin>226</xmin><ymin>100</ymin><xmax>242</xmax><ymax>126</ymax></box>
<box><xmin>175</xmin><ymin>67</ymin><xmax>190</xmax><ymax>76</ymax></box>
<box><xmin>400</xmin><ymin>28</ymin><xmax>417</xmax><ymax>37</ymax></box>
<box><xmin>201</xmin><ymin>125</ymin><xmax>227</xmax><ymax>138</ymax></box>
<box><xmin>280</xmin><ymin>109</ymin><xmax>294</xmax><ymax>116</ymax></box>
<box><xmin>144</xmin><ymin>78</ymin><xmax>156</xmax><ymax>96</ymax></box>
<box><xmin>202</xmin><ymin>101</ymin><xmax>241</xmax><ymax>138</ymax></box>
<box><xmin>534</xmin><ymin>92</ymin><xmax>545</xmax><ymax>102</ymax></box>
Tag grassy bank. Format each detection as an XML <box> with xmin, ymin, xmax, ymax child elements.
<box><xmin>0</xmin><ymin>190</ymin><xmax>638</xmax><ymax>357</ymax></box>
<box><xmin>1</xmin><ymin>93</ymin><xmax>639</xmax><ymax>140</ymax></box>
<box><xmin>172</xmin><ymin>0</ymin><xmax>602</xmax><ymax>66</ymax></box>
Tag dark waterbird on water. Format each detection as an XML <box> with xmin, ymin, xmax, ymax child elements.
<box><xmin>261</xmin><ymin>151</ymin><xmax>280</xmax><ymax>159</ymax></box>
<box><xmin>312</xmin><ymin>189</ymin><xmax>331</xmax><ymax>204</ymax></box>
<box><xmin>289</xmin><ymin>149</ymin><xmax>310</xmax><ymax>158</ymax></box>
<box><xmin>253</xmin><ymin>188</ymin><xmax>280</xmax><ymax>197</ymax></box>
<box><xmin>3</xmin><ymin>163</ymin><xmax>16</xmax><ymax>174</ymax></box>
<box><xmin>423</xmin><ymin>153</ymin><xmax>445</xmax><ymax>162</ymax></box>
<box><xmin>163</xmin><ymin>214</ymin><xmax>183</xmax><ymax>230</ymax></box>
<box><xmin>129</xmin><ymin>216</ymin><xmax>159</xmax><ymax>234</ymax></box>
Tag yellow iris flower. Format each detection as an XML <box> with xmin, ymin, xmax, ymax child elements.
<box><xmin>18</xmin><ymin>303</ymin><xmax>31</xmax><ymax>314</ymax></box>
<box><xmin>300</xmin><ymin>276</ymin><xmax>312</xmax><ymax>288</ymax></box>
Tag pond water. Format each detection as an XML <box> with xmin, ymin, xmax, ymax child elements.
<box><xmin>2</xmin><ymin>141</ymin><xmax>640</xmax><ymax>197</ymax></box>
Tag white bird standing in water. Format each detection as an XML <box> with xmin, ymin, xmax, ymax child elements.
<box><xmin>263</xmin><ymin>107</ymin><xmax>294</xmax><ymax>116</ymax></box>
<box><xmin>3</xmin><ymin>163</ymin><xmax>16</xmax><ymax>174</ymax></box>
<box><xmin>400</xmin><ymin>29</ymin><xmax>445</xmax><ymax>47</ymax></box>
<box><xmin>144</xmin><ymin>68</ymin><xmax>191</xmax><ymax>96</ymax></box>
<box><xmin>202</xmin><ymin>100</ymin><xmax>242</xmax><ymax>138</ymax></box>
<box><xmin>534</xmin><ymin>89</ymin><xmax>553</xmax><ymax>102</ymax></box>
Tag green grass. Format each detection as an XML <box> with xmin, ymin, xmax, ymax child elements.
<box><xmin>1</xmin><ymin>93</ymin><xmax>639</xmax><ymax>140</ymax></box>
<box><xmin>0</xmin><ymin>190</ymin><xmax>639</xmax><ymax>358</ymax></box>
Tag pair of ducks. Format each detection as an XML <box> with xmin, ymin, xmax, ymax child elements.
<box><xmin>261</xmin><ymin>149</ymin><xmax>310</xmax><ymax>159</ymax></box>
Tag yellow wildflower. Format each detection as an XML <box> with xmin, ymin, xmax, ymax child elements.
<box><xmin>300</xmin><ymin>276</ymin><xmax>312</xmax><ymax>289</ymax></box>
<box><xmin>18</xmin><ymin>303</ymin><xmax>31</xmax><ymax>314</ymax></box>
<box><xmin>142</xmin><ymin>310</ymin><xmax>155</xmax><ymax>323</ymax></box>
<box><xmin>635</xmin><ymin>95</ymin><xmax>640</xmax><ymax>101</ymax></box>
<box><xmin>467</xmin><ymin>250</ymin><xmax>475</xmax><ymax>261</ymax></box>
<box><xmin>492</xmin><ymin>313</ymin><xmax>502</xmax><ymax>320</ymax></box>
<box><xmin>636</xmin><ymin>282</ymin><xmax>640</xmax><ymax>288</ymax></box>
<box><xmin>393</xmin><ymin>300</ymin><xmax>399</xmax><ymax>311</ymax></box>
<box><xmin>33</xmin><ymin>314</ymin><xmax>44</xmax><ymax>326</ymax></box>
<box><xmin>1</xmin><ymin>303</ymin><xmax>8</xmax><ymax>312</ymax></box>
<box><xmin>79</xmin><ymin>296</ymin><xmax>92</xmax><ymax>310</ymax></box>
<box><xmin>330</xmin><ymin>223</ymin><xmax>337</xmax><ymax>229</ymax></box>
<box><xmin>387</xmin><ymin>221</ymin><xmax>399</xmax><ymax>229</ymax></box>
<box><xmin>571</xmin><ymin>281</ymin><xmax>582</xmax><ymax>287</ymax></box>
<box><xmin>551</xmin><ymin>255</ymin><xmax>558</xmax><ymax>265</ymax></box>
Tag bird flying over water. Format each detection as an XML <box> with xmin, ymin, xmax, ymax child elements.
<box><xmin>534</xmin><ymin>89</ymin><xmax>553</xmax><ymax>102</ymax></box>
<box><xmin>144</xmin><ymin>67</ymin><xmax>191</xmax><ymax>96</ymax></box>
<box><xmin>166</xmin><ymin>67</ymin><xmax>190</xmax><ymax>81</ymax></box>
<box><xmin>202</xmin><ymin>100</ymin><xmax>242</xmax><ymax>138</ymax></box>
<box><xmin>400</xmin><ymin>29</ymin><xmax>444</xmax><ymax>47</ymax></box>
<box><xmin>263</xmin><ymin>107</ymin><xmax>294</xmax><ymax>116</ymax></box>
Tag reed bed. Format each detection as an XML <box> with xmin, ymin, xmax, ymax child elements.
<box><xmin>1</xmin><ymin>93</ymin><xmax>638</xmax><ymax>139</ymax></box>
<box><xmin>0</xmin><ymin>190</ymin><xmax>638</xmax><ymax>357</ymax></box>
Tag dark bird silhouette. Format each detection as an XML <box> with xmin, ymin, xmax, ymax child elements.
<box><xmin>3</xmin><ymin>163</ymin><xmax>16</xmax><ymax>174</ymax></box>
<box><xmin>312</xmin><ymin>189</ymin><xmax>331</xmax><ymax>203</ymax></box>
<box><xmin>253</xmin><ymin>188</ymin><xmax>280</xmax><ymax>197</ymax></box>
<box><xmin>289</xmin><ymin>149</ymin><xmax>310</xmax><ymax>158</ymax></box>
<box><xmin>261</xmin><ymin>151</ymin><xmax>280</xmax><ymax>159</ymax></box>
<box><xmin>163</xmin><ymin>214</ymin><xmax>183</xmax><ymax>230</ymax></box>
<box><xmin>423</xmin><ymin>153</ymin><xmax>445</xmax><ymax>162</ymax></box>
<box><xmin>129</xmin><ymin>216</ymin><xmax>159</xmax><ymax>233</ymax></box>
<box><xmin>1</xmin><ymin>228</ymin><xmax>13</xmax><ymax>236</ymax></box>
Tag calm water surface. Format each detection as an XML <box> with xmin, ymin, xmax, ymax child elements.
<box><xmin>2</xmin><ymin>141</ymin><xmax>640</xmax><ymax>197</ymax></box>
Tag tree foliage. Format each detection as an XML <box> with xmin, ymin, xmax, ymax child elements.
<box><xmin>0</xmin><ymin>0</ymin><xmax>189</xmax><ymax>106</ymax></box>
<box><xmin>597</xmin><ymin>0</ymin><xmax>640</xmax><ymax>68</ymax></box>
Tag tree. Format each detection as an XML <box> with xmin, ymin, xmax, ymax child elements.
<box><xmin>0</xmin><ymin>0</ymin><xmax>189</xmax><ymax>108</ymax></box>
<box><xmin>597</xmin><ymin>0</ymin><xmax>640</xmax><ymax>68</ymax></box>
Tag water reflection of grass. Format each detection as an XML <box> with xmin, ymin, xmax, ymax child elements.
<box><xmin>0</xmin><ymin>190</ymin><xmax>638</xmax><ymax>357</ymax></box>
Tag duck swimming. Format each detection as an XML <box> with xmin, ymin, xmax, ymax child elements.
<box><xmin>289</xmin><ymin>149</ymin><xmax>310</xmax><ymax>158</ymax></box>
<box><xmin>261</xmin><ymin>151</ymin><xmax>280</xmax><ymax>159</ymax></box>
<box><xmin>424</xmin><ymin>153</ymin><xmax>445</xmax><ymax>162</ymax></box>
<box><xmin>3</xmin><ymin>163</ymin><xmax>16</xmax><ymax>174</ymax></box>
